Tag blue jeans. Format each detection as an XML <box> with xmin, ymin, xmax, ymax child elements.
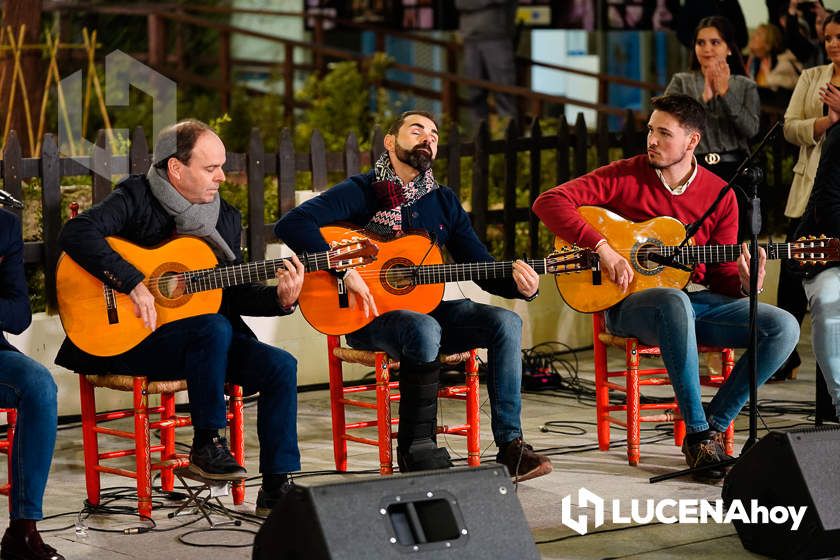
<box><xmin>109</xmin><ymin>314</ymin><xmax>300</xmax><ymax>474</ymax></box>
<box><xmin>0</xmin><ymin>350</ymin><xmax>58</xmax><ymax>520</ymax></box>
<box><xmin>346</xmin><ymin>298</ymin><xmax>524</xmax><ymax>446</ymax></box>
<box><xmin>804</xmin><ymin>267</ymin><xmax>840</xmax><ymax>418</ymax></box>
<box><xmin>605</xmin><ymin>288</ymin><xmax>799</xmax><ymax>434</ymax></box>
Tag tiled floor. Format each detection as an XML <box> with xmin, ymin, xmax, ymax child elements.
<box><xmin>4</xmin><ymin>318</ymin><xmax>837</xmax><ymax>559</ymax></box>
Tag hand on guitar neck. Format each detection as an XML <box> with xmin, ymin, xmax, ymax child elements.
<box><xmin>343</xmin><ymin>268</ymin><xmax>379</xmax><ymax>318</ymax></box>
<box><xmin>511</xmin><ymin>260</ymin><xmax>540</xmax><ymax>298</ymax></box>
<box><xmin>596</xmin><ymin>242</ymin><xmax>634</xmax><ymax>292</ymax></box>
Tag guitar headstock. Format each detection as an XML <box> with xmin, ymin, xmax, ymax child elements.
<box><xmin>545</xmin><ymin>245</ymin><xmax>591</xmax><ymax>274</ymax></box>
<box><xmin>791</xmin><ymin>236</ymin><xmax>840</xmax><ymax>266</ymax></box>
<box><xmin>328</xmin><ymin>237</ymin><xmax>379</xmax><ymax>270</ymax></box>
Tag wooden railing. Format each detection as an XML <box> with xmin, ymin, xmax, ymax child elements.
<box><xmin>0</xmin><ymin>110</ymin><xmax>790</xmax><ymax>313</ymax></box>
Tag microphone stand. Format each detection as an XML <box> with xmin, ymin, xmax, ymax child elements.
<box><xmin>650</xmin><ymin>121</ymin><xmax>781</xmax><ymax>483</ymax></box>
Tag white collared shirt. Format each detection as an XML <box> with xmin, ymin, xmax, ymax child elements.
<box><xmin>655</xmin><ymin>155</ymin><xmax>699</xmax><ymax>195</ymax></box>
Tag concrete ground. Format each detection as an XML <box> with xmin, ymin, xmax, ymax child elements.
<box><xmin>5</xmin><ymin>317</ymin><xmax>838</xmax><ymax>560</ymax></box>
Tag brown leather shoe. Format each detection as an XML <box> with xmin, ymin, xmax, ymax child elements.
<box><xmin>0</xmin><ymin>526</ymin><xmax>65</xmax><ymax>560</ymax></box>
<box><xmin>496</xmin><ymin>438</ymin><xmax>553</xmax><ymax>482</ymax></box>
<box><xmin>681</xmin><ymin>437</ymin><xmax>726</xmax><ymax>482</ymax></box>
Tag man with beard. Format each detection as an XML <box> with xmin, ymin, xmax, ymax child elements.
<box><xmin>533</xmin><ymin>94</ymin><xmax>798</xmax><ymax>481</ymax></box>
<box><xmin>275</xmin><ymin>111</ymin><xmax>552</xmax><ymax>481</ymax></box>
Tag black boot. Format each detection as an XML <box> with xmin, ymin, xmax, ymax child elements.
<box><xmin>396</xmin><ymin>360</ymin><xmax>453</xmax><ymax>472</ymax></box>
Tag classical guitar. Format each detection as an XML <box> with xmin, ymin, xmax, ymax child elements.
<box><xmin>554</xmin><ymin>206</ymin><xmax>840</xmax><ymax>313</ymax></box>
<box><xmin>298</xmin><ymin>225</ymin><xmax>591</xmax><ymax>335</ymax></box>
<box><xmin>56</xmin><ymin>235</ymin><xmax>378</xmax><ymax>356</ymax></box>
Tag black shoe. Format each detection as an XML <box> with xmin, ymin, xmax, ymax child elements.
<box><xmin>397</xmin><ymin>441</ymin><xmax>453</xmax><ymax>472</ymax></box>
<box><xmin>188</xmin><ymin>436</ymin><xmax>247</xmax><ymax>481</ymax></box>
<box><xmin>496</xmin><ymin>438</ymin><xmax>553</xmax><ymax>482</ymax></box>
<box><xmin>0</xmin><ymin>526</ymin><xmax>64</xmax><ymax>560</ymax></box>
<box><xmin>255</xmin><ymin>480</ymin><xmax>295</xmax><ymax>518</ymax></box>
<box><xmin>681</xmin><ymin>437</ymin><xmax>726</xmax><ymax>482</ymax></box>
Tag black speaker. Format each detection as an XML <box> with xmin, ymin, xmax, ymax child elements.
<box><xmin>722</xmin><ymin>427</ymin><xmax>840</xmax><ymax>559</ymax></box>
<box><xmin>252</xmin><ymin>465</ymin><xmax>539</xmax><ymax>560</ymax></box>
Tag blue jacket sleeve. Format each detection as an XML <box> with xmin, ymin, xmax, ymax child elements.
<box><xmin>0</xmin><ymin>211</ymin><xmax>32</xmax><ymax>334</ymax></box>
<box><xmin>441</xmin><ymin>190</ymin><xmax>523</xmax><ymax>300</ymax></box>
<box><xmin>274</xmin><ymin>173</ymin><xmax>375</xmax><ymax>254</ymax></box>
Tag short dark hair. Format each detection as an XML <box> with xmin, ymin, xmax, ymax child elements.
<box><xmin>823</xmin><ymin>10</ymin><xmax>840</xmax><ymax>32</ymax></box>
<box><xmin>387</xmin><ymin>111</ymin><xmax>438</xmax><ymax>135</ymax></box>
<box><xmin>153</xmin><ymin>119</ymin><xmax>213</xmax><ymax>170</ymax></box>
<box><xmin>650</xmin><ymin>94</ymin><xmax>706</xmax><ymax>134</ymax></box>
<box><xmin>689</xmin><ymin>16</ymin><xmax>747</xmax><ymax>76</ymax></box>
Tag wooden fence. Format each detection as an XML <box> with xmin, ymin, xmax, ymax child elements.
<box><xmin>0</xmin><ymin>110</ymin><xmax>788</xmax><ymax>312</ymax></box>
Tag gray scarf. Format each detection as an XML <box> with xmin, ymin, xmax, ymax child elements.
<box><xmin>146</xmin><ymin>166</ymin><xmax>236</xmax><ymax>263</ymax></box>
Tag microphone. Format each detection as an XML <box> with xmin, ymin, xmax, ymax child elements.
<box><xmin>0</xmin><ymin>189</ymin><xmax>23</xmax><ymax>209</ymax></box>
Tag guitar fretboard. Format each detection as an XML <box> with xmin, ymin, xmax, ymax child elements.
<box><xmin>655</xmin><ymin>243</ymin><xmax>791</xmax><ymax>264</ymax></box>
<box><xmin>414</xmin><ymin>259</ymin><xmax>549</xmax><ymax>285</ymax></box>
<box><xmin>181</xmin><ymin>253</ymin><xmax>329</xmax><ymax>294</ymax></box>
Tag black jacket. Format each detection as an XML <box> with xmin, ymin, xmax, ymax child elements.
<box><xmin>55</xmin><ymin>174</ymin><xmax>288</xmax><ymax>373</ymax></box>
<box><xmin>0</xmin><ymin>209</ymin><xmax>31</xmax><ymax>352</ymax></box>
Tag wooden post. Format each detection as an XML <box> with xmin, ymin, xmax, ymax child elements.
<box><xmin>446</xmin><ymin>125</ymin><xmax>461</xmax><ymax>200</ymax></box>
<box><xmin>555</xmin><ymin>115</ymin><xmax>570</xmax><ymax>186</ymax></box>
<box><xmin>502</xmin><ymin>119</ymin><xmax>517</xmax><ymax>261</ymax></box>
<box><xmin>91</xmin><ymin>129</ymin><xmax>112</xmax><ymax>204</ymax></box>
<box><xmin>596</xmin><ymin>113</ymin><xmax>609</xmax><ymax>167</ymax></box>
<box><xmin>147</xmin><ymin>13</ymin><xmax>166</xmax><ymax>68</ymax></box>
<box><xmin>528</xmin><ymin>118</ymin><xmax>542</xmax><ymax>258</ymax></box>
<box><xmin>370</xmin><ymin>126</ymin><xmax>385</xmax><ymax>163</ymax></box>
<box><xmin>344</xmin><ymin>132</ymin><xmax>360</xmax><ymax>177</ymax></box>
<box><xmin>247</xmin><ymin>129</ymin><xmax>266</xmax><ymax>262</ymax></box>
<box><xmin>471</xmin><ymin>121</ymin><xmax>489</xmax><ymax>243</ymax></box>
<box><xmin>310</xmin><ymin>129</ymin><xmax>327</xmax><ymax>192</ymax></box>
<box><xmin>219</xmin><ymin>31</ymin><xmax>231</xmax><ymax>113</ymax></box>
<box><xmin>277</xmin><ymin>128</ymin><xmax>296</xmax><ymax>218</ymax></box>
<box><xmin>283</xmin><ymin>44</ymin><xmax>295</xmax><ymax>125</ymax></box>
<box><xmin>40</xmin><ymin>133</ymin><xmax>61</xmax><ymax>313</ymax></box>
<box><xmin>573</xmin><ymin>113</ymin><xmax>588</xmax><ymax>179</ymax></box>
<box><xmin>129</xmin><ymin>127</ymin><xmax>150</xmax><ymax>175</ymax></box>
<box><xmin>1</xmin><ymin>131</ymin><xmax>23</xmax><ymax>220</ymax></box>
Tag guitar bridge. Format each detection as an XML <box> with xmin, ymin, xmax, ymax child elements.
<box><xmin>590</xmin><ymin>253</ymin><xmax>602</xmax><ymax>286</ymax></box>
<box><xmin>103</xmin><ymin>285</ymin><xmax>119</xmax><ymax>325</ymax></box>
<box><xmin>336</xmin><ymin>276</ymin><xmax>349</xmax><ymax>309</ymax></box>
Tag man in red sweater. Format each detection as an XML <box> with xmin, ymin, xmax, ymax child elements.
<box><xmin>533</xmin><ymin>94</ymin><xmax>799</xmax><ymax>481</ymax></box>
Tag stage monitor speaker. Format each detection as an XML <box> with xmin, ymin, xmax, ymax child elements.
<box><xmin>722</xmin><ymin>426</ymin><xmax>840</xmax><ymax>559</ymax></box>
<box><xmin>252</xmin><ymin>465</ymin><xmax>539</xmax><ymax>560</ymax></box>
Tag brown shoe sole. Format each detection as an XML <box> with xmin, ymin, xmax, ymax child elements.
<box><xmin>510</xmin><ymin>461</ymin><xmax>553</xmax><ymax>483</ymax></box>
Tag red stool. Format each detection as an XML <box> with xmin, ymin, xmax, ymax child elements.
<box><xmin>592</xmin><ymin>311</ymin><xmax>735</xmax><ymax>466</ymax></box>
<box><xmin>327</xmin><ymin>335</ymin><xmax>481</xmax><ymax>475</ymax></box>
<box><xmin>78</xmin><ymin>374</ymin><xmax>245</xmax><ymax>518</ymax></box>
<box><xmin>0</xmin><ymin>408</ymin><xmax>16</xmax><ymax>511</ymax></box>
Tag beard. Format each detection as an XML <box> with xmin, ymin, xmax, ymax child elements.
<box><xmin>395</xmin><ymin>140</ymin><xmax>433</xmax><ymax>172</ymax></box>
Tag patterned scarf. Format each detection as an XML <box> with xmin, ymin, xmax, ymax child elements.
<box><xmin>365</xmin><ymin>151</ymin><xmax>438</xmax><ymax>238</ymax></box>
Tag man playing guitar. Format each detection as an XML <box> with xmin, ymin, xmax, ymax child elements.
<box><xmin>533</xmin><ymin>94</ymin><xmax>799</xmax><ymax>481</ymax></box>
<box><xmin>275</xmin><ymin>111</ymin><xmax>552</xmax><ymax>481</ymax></box>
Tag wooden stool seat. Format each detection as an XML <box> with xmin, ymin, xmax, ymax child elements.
<box><xmin>84</xmin><ymin>374</ymin><xmax>188</xmax><ymax>394</ymax></box>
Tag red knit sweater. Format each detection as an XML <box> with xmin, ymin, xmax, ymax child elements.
<box><xmin>532</xmin><ymin>155</ymin><xmax>743</xmax><ymax>298</ymax></box>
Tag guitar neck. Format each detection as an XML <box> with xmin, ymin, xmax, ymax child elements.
<box><xmin>663</xmin><ymin>242</ymin><xmax>792</xmax><ymax>265</ymax></box>
<box><xmin>183</xmin><ymin>252</ymin><xmax>330</xmax><ymax>294</ymax></box>
<box><xmin>414</xmin><ymin>259</ymin><xmax>549</xmax><ymax>285</ymax></box>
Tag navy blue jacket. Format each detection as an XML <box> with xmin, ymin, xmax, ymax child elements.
<box><xmin>0</xmin><ymin>209</ymin><xmax>31</xmax><ymax>352</ymax></box>
<box><xmin>274</xmin><ymin>170</ymin><xmax>523</xmax><ymax>300</ymax></box>
<box><xmin>55</xmin><ymin>174</ymin><xmax>289</xmax><ymax>373</ymax></box>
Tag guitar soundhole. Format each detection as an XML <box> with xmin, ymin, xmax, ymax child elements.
<box><xmin>381</xmin><ymin>258</ymin><xmax>417</xmax><ymax>296</ymax></box>
<box><xmin>150</xmin><ymin>262</ymin><xmax>192</xmax><ymax>308</ymax></box>
<box><xmin>631</xmin><ymin>240</ymin><xmax>665</xmax><ymax>276</ymax></box>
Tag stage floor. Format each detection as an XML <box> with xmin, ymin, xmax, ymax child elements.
<box><xmin>11</xmin><ymin>317</ymin><xmax>833</xmax><ymax>560</ymax></box>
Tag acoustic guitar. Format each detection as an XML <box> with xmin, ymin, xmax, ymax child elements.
<box><xmin>553</xmin><ymin>206</ymin><xmax>840</xmax><ymax>313</ymax></box>
<box><xmin>298</xmin><ymin>225</ymin><xmax>592</xmax><ymax>335</ymax></box>
<box><xmin>56</xmin><ymin>235</ymin><xmax>378</xmax><ymax>356</ymax></box>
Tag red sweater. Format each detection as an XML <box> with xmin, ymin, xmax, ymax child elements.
<box><xmin>532</xmin><ymin>155</ymin><xmax>742</xmax><ymax>298</ymax></box>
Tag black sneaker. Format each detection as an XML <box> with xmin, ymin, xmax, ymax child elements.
<box><xmin>255</xmin><ymin>480</ymin><xmax>295</xmax><ymax>518</ymax></box>
<box><xmin>0</xmin><ymin>526</ymin><xmax>65</xmax><ymax>560</ymax></box>
<box><xmin>496</xmin><ymin>438</ymin><xmax>553</xmax><ymax>482</ymax></box>
<box><xmin>681</xmin><ymin>437</ymin><xmax>726</xmax><ymax>482</ymax></box>
<box><xmin>188</xmin><ymin>436</ymin><xmax>247</xmax><ymax>481</ymax></box>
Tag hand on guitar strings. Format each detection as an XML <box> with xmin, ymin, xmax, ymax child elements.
<box><xmin>596</xmin><ymin>242</ymin><xmax>634</xmax><ymax>292</ymax></box>
<box><xmin>512</xmin><ymin>260</ymin><xmax>540</xmax><ymax>298</ymax></box>
<box><xmin>130</xmin><ymin>282</ymin><xmax>158</xmax><ymax>331</ymax></box>
<box><xmin>275</xmin><ymin>253</ymin><xmax>305</xmax><ymax>309</ymax></box>
<box><xmin>736</xmin><ymin>242</ymin><xmax>766</xmax><ymax>295</ymax></box>
<box><xmin>343</xmin><ymin>268</ymin><xmax>380</xmax><ymax>318</ymax></box>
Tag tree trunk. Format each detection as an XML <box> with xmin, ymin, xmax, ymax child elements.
<box><xmin>1</xmin><ymin>0</ymin><xmax>42</xmax><ymax>156</ymax></box>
